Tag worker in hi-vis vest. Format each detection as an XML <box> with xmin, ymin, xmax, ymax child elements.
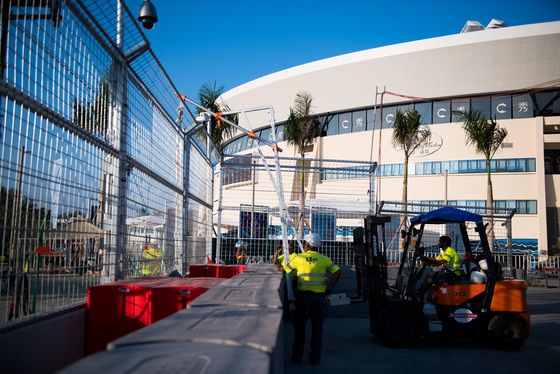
<box><xmin>235</xmin><ymin>241</ymin><xmax>247</xmax><ymax>264</ymax></box>
<box><xmin>142</xmin><ymin>238</ymin><xmax>162</xmax><ymax>275</ymax></box>
<box><xmin>282</xmin><ymin>233</ymin><xmax>341</xmax><ymax>365</ymax></box>
<box><xmin>416</xmin><ymin>235</ymin><xmax>464</xmax><ymax>300</ymax></box>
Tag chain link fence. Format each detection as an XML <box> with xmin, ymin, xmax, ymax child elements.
<box><xmin>0</xmin><ymin>0</ymin><xmax>216</xmax><ymax>328</ymax></box>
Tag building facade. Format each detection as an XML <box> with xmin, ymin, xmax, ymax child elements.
<box><xmin>219</xmin><ymin>21</ymin><xmax>560</xmax><ymax>258</ymax></box>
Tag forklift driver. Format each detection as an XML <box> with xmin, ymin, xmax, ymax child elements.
<box><xmin>416</xmin><ymin>235</ymin><xmax>463</xmax><ymax>300</ymax></box>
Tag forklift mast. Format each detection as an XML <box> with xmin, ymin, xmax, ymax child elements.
<box><xmin>353</xmin><ymin>216</ymin><xmax>391</xmax><ymax>332</ymax></box>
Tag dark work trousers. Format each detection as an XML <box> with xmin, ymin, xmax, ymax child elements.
<box><xmin>292</xmin><ymin>291</ymin><xmax>327</xmax><ymax>362</ymax></box>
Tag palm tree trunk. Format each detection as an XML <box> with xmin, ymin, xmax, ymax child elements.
<box><xmin>402</xmin><ymin>158</ymin><xmax>408</xmax><ymax>206</ymax></box>
<box><xmin>401</xmin><ymin>158</ymin><xmax>409</xmax><ymax>228</ymax></box>
<box><xmin>487</xmin><ymin>161</ymin><xmax>494</xmax><ymax>252</ymax></box>
<box><xmin>298</xmin><ymin>157</ymin><xmax>305</xmax><ymax>239</ymax></box>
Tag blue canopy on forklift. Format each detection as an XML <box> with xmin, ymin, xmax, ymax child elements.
<box><xmin>409</xmin><ymin>207</ymin><xmax>483</xmax><ymax>226</ymax></box>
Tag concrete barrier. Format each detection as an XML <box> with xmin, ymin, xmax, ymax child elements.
<box><xmin>59</xmin><ymin>342</ymin><xmax>271</xmax><ymax>374</ymax></box>
<box><xmin>58</xmin><ymin>264</ymin><xmax>284</xmax><ymax>374</ymax></box>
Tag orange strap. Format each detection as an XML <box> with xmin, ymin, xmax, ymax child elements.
<box><xmin>248</xmin><ymin>131</ymin><xmax>255</xmax><ymax>138</ymax></box>
<box><xmin>214</xmin><ymin>112</ymin><xmax>222</xmax><ymax>127</ymax></box>
<box><xmin>272</xmin><ymin>145</ymin><xmax>282</xmax><ymax>152</ymax></box>
<box><xmin>175</xmin><ymin>93</ymin><xmax>187</xmax><ymax>101</ymax></box>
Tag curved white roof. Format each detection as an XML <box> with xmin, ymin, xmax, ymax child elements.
<box><xmin>222</xmin><ymin>21</ymin><xmax>560</xmax><ymax>124</ymax></box>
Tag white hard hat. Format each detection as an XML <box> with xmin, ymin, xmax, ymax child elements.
<box><xmin>304</xmin><ymin>233</ymin><xmax>321</xmax><ymax>247</ymax></box>
<box><xmin>470</xmin><ymin>271</ymin><xmax>488</xmax><ymax>284</ymax></box>
<box><xmin>150</xmin><ymin>237</ymin><xmax>158</xmax><ymax>245</ymax></box>
<box><xmin>478</xmin><ymin>259</ymin><xmax>489</xmax><ymax>271</ymax></box>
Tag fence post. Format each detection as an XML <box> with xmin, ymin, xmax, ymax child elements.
<box><xmin>112</xmin><ymin>2</ymin><xmax>128</xmax><ymax>281</ymax></box>
<box><xmin>183</xmin><ymin>134</ymin><xmax>191</xmax><ymax>275</ymax></box>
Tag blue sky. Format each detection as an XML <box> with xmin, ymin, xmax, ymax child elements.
<box><xmin>127</xmin><ymin>0</ymin><xmax>560</xmax><ymax>103</ymax></box>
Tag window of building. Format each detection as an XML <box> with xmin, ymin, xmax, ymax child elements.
<box><xmin>516</xmin><ymin>158</ymin><xmax>527</xmax><ymax>172</ymax></box>
<box><xmin>471</xmin><ymin>97</ymin><xmax>491</xmax><ymax>119</ymax></box>
<box><xmin>491</xmin><ymin>159</ymin><xmax>507</xmax><ymax>172</ymax></box>
<box><xmin>352</xmin><ymin>110</ymin><xmax>367</xmax><ymax>133</ymax></box>
<box><xmin>260</xmin><ymin>128</ymin><xmax>272</xmax><ymax>143</ymax></box>
<box><xmin>553</xmin><ymin>90</ymin><xmax>560</xmax><ymax>114</ymax></box>
<box><xmin>414</xmin><ymin>102</ymin><xmax>432</xmax><ymax>126</ymax></box>
<box><xmin>517</xmin><ymin>201</ymin><xmax>528</xmax><ymax>214</ymax></box>
<box><xmin>367</xmin><ymin>108</ymin><xmax>378</xmax><ymax>130</ymax></box>
<box><xmin>326</xmin><ymin>114</ymin><xmax>339</xmax><ymax>136</ymax></box>
<box><xmin>512</xmin><ymin>94</ymin><xmax>533</xmax><ymax>118</ymax></box>
<box><xmin>382</xmin><ymin>106</ymin><xmax>397</xmax><ymax>128</ymax></box>
<box><xmin>534</xmin><ymin>91</ymin><xmax>554</xmax><ymax>115</ymax></box>
<box><xmin>494</xmin><ymin>200</ymin><xmax>536</xmax><ymax>214</ymax></box>
<box><xmin>441</xmin><ymin>160</ymin><xmax>458</xmax><ymax>174</ymax></box>
<box><xmin>275</xmin><ymin>124</ymin><xmax>284</xmax><ymax>142</ymax></box>
<box><xmin>492</xmin><ymin>95</ymin><xmax>512</xmax><ymax>120</ymax></box>
<box><xmin>432</xmin><ymin>101</ymin><xmax>451</xmax><ymax>124</ymax></box>
<box><xmin>451</xmin><ymin>99</ymin><xmax>470</xmax><ymax>122</ymax></box>
<box><xmin>339</xmin><ymin>112</ymin><xmax>352</xmax><ymax>134</ymax></box>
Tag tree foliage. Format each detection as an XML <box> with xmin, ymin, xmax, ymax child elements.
<box><xmin>284</xmin><ymin>91</ymin><xmax>321</xmax><ymax>238</ymax></box>
<box><xmin>0</xmin><ymin>187</ymin><xmax>50</xmax><ymax>252</ymax></box>
<box><xmin>454</xmin><ymin>109</ymin><xmax>508</xmax><ymax>173</ymax></box>
<box><xmin>197</xmin><ymin>81</ymin><xmax>238</xmax><ymax>150</ymax></box>
<box><xmin>72</xmin><ymin>77</ymin><xmax>109</xmax><ymax>138</ymax></box>
<box><xmin>391</xmin><ymin>107</ymin><xmax>431</xmax><ymax>203</ymax></box>
<box><xmin>285</xmin><ymin>91</ymin><xmax>321</xmax><ymax>157</ymax></box>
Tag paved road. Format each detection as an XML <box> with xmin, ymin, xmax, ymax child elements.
<box><xmin>283</xmin><ymin>287</ymin><xmax>559</xmax><ymax>374</ymax></box>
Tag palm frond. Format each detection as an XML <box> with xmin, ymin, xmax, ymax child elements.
<box><xmin>284</xmin><ymin>91</ymin><xmax>321</xmax><ymax>156</ymax></box>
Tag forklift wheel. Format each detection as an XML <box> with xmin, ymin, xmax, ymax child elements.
<box><xmin>377</xmin><ymin>303</ymin><xmax>422</xmax><ymax>348</ymax></box>
<box><xmin>487</xmin><ymin>314</ymin><xmax>526</xmax><ymax>351</ymax></box>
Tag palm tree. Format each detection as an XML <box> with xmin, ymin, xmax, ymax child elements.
<box><xmin>453</xmin><ymin>108</ymin><xmax>508</xmax><ymax>250</ymax></box>
<box><xmin>391</xmin><ymin>107</ymin><xmax>431</xmax><ymax>209</ymax></box>
<box><xmin>197</xmin><ymin>81</ymin><xmax>237</xmax><ymax>150</ymax></box>
<box><xmin>284</xmin><ymin>91</ymin><xmax>321</xmax><ymax>238</ymax></box>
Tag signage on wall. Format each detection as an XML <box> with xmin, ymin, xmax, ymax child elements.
<box><xmin>393</xmin><ymin>132</ymin><xmax>443</xmax><ymax>157</ymax></box>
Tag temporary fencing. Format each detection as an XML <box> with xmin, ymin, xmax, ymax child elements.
<box><xmin>216</xmin><ymin>154</ymin><xmax>378</xmax><ymax>265</ymax></box>
<box><xmin>0</xmin><ymin>0</ymin><xmax>217</xmax><ymax>327</ymax></box>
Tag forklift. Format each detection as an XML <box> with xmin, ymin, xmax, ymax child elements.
<box><xmin>353</xmin><ymin>206</ymin><xmax>529</xmax><ymax>350</ymax></box>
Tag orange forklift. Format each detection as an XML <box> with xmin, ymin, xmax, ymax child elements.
<box><xmin>353</xmin><ymin>207</ymin><xmax>529</xmax><ymax>350</ymax></box>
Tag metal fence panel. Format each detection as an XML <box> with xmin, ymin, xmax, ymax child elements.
<box><xmin>0</xmin><ymin>0</ymin><xmax>214</xmax><ymax>328</ymax></box>
<box><xmin>216</xmin><ymin>155</ymin><xmax>376</xmax><ymax>265</ymax></box>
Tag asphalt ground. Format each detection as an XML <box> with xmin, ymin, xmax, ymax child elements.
<box><xmin>282</xmin><ymin>287</ymin><xmax>559</xmax><ymax>374</ymax></box>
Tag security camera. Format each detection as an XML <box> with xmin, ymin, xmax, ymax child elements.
<box><xmin>195</xmin><ymin>112</ymin><xmax>212</xmax><ymax>124</ymax></box>
<box><xmin>137</xmin><ymin>0</ymin><xmax>158</xmax><ymax>30</ymax></box>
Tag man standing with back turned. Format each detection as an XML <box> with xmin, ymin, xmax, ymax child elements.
<box><xmin>282</xmin><ymin>233</ymin><xmax>341</xmax><ymax>365</ymax></box>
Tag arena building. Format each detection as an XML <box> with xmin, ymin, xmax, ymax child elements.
<box><xmin>218</xmin><ymin>20</ymin><xmax>560</xmax><ymax>259</ymax></box>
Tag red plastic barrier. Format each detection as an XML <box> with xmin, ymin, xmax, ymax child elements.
<box><xmin>86</xmin><ymin>276</ymin><xmax>229</xmax><ymax>356</ymax></box>
<box><xmin>150</xmin><ymin>278</ymin><xmax>227</xmax><ymax>321</ymax></box>
<box><xmin>86</xmin><ymin>277</ymin><xmax>173</xmax><ymax>356</ymax></box>
<box><xmin>188</xmin><ymin>264</ymin><xmax>222</xmax><ymax>278</ymax></box>
<box><xmin>221</xmin><ymin>265</ymin><xmax>247</xmax><ymax>278</ymax></box>
<box><xmin>189</xmin><ymin>264</ymin><xmax>247</xmax><ymax>278</ymax></box>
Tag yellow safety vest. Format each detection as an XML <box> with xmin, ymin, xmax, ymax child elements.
<box><xmin>437</xmin><ymin>246</ymin><xmax>463</xmax><ymax>276</ymax></box>
<box><xmin>278</xmin><ymin>253</ymin><xmax>297</xmax><ymax>281</ymax></box>
<box><xmin>142</xmin><ymin>247</ymin><xmax>162</xmax><ymax>275</ymax></box>
<box><xmin>283</xmin><ymin>251</ymin><xmax>340</xmax><ymax>293</ymax></box>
